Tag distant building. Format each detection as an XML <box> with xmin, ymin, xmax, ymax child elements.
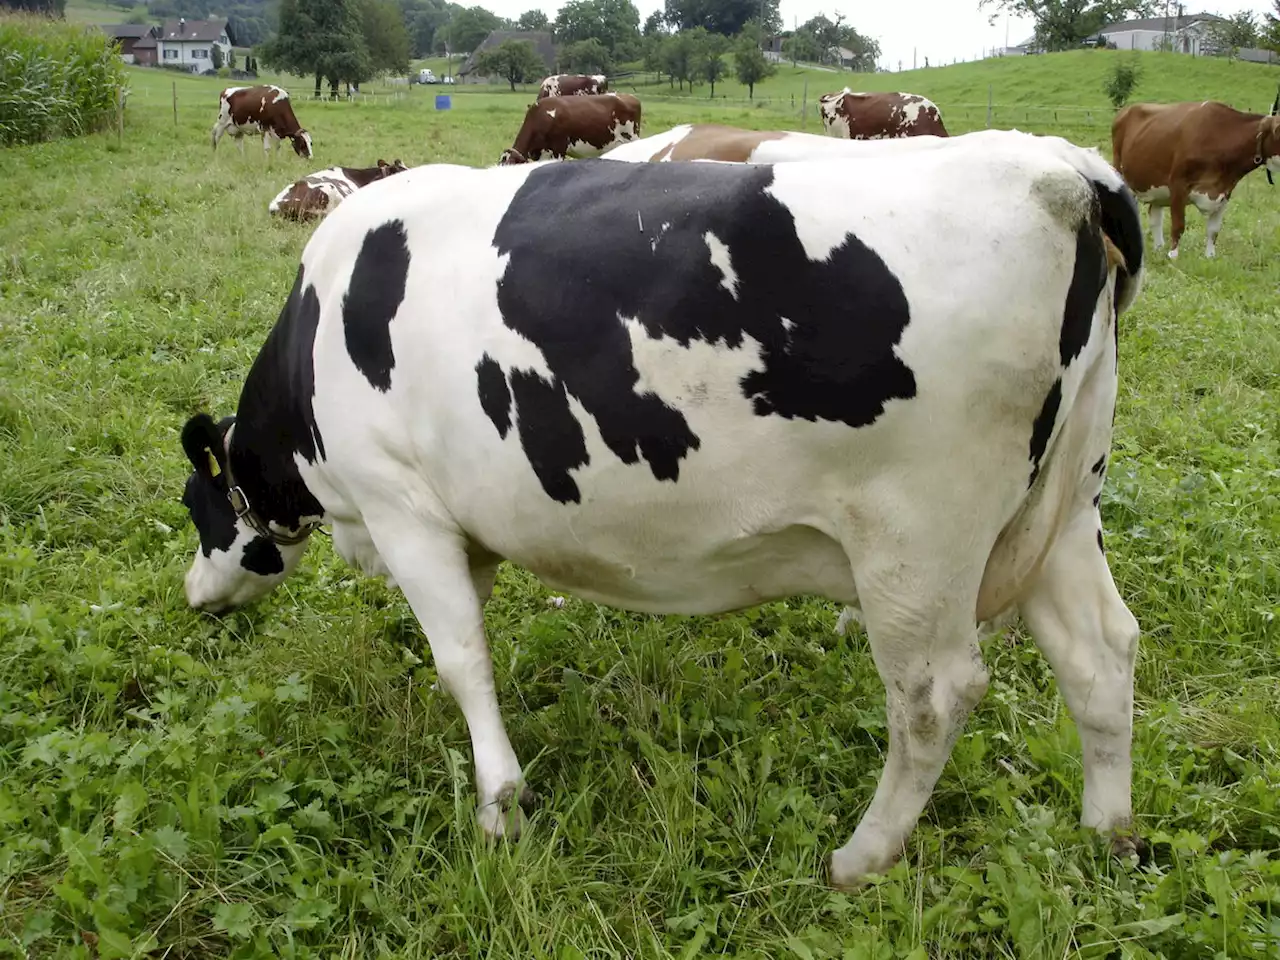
<box><xmin>157</xmin><ymin>18</ymin><xmax>235</xmax><ymax>73</ymax></box>
<box><xmin>1099</xmin><ymin>12</ymin><xmax>1224</xmax><ymax>54</ymax></box>
<box><xmin>458</xmin><ymin>31</ymin><xmax>557</xmax><ymax>83</ymax></box>
<box><xmin>100</xmin><ymin>24</ymin><xmax>159</xmax><ymax>65</ymax></box>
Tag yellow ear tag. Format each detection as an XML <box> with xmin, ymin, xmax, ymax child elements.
<box><xmin>204</xmin><ymin>447</ymin><xmax>222</xmax><ymax>478</ymax></box>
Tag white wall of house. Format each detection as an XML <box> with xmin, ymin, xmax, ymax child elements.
<box><xmin>1104</xmin><ymin>25</ymin><xmax>1209</xmax><ymax>54</ymax></box>
<box><xmin>158</xmin><ymin>35</ymin><xmax>231</xmax><ymax>73</ymax></box>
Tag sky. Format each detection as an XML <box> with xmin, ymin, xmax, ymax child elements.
<box><xmin>481</xmin><ymin>0</ymin><xmax>1277</xmax><ymax>72</ymax></box>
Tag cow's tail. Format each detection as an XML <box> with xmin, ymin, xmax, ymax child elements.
<box><xmin>1089</xmin><ymin>176</ymin><xmax>1144</xmax><ymax>316</ymax></box>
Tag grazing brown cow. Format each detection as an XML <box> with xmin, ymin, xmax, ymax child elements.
<box><xmin>1111</xmin><ymin>96</ymin><xmax>1280</xmax><ymax>259</ymax></box>
<box><xmin>268</xmin><ymin>159</ymin><xmax>409</xmax><ymax>222</ymax></box>
<box><xmin>537</xmin><ymin>73</ymin><xmax>608</xmax><ymax>99</ymax></box>
<box><xmin>499</xmin><ymin>93</ymin><xmax>641</xmax><ymax>165</ymax></box>
<box><xmin>212</xmin><ymin>84</ymin><xmax>313</xmax><ymax>160</ymax></box>
<box><xmin>818</xmin><ymin>89</ymin><xmax>948</xmax><ymax>140</ymax></box>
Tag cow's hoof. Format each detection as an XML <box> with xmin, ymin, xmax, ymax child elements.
<box><xmin>826</xmin><ymin>843</ymin><xmax>898</xmax><ymax>891</ymax></box>
<box><xmin>1110</xmin><ymin>831</ymin><xmax>1150</xmax><ymax>867</ymax></box>
<box><xmin>476</xmin><ymin>784</ymin><xmax>535</xmax><ymax>839</ymax></box>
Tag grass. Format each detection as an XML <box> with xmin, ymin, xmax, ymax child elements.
<box><xmin>0</xmin><ymin>54</ymin><xmax>1278</xmax><ymax>958</ymax></box>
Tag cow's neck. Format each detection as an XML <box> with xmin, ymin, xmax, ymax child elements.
<box><xmin>342</xmin><ymin>166</ymin><xmax>383</xmax><ymax>187</ymax></box>
<box><xmin>1220</xmin><ymin>110</ymin><xmax>1269</xmax><ymax>176</ymax></box>
<box><xmin>227</xmin><ymin>272</ymin><xmax>327</xmax><ymax>533</ymax></box>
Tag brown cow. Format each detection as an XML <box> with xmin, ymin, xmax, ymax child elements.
<box><xmin>818</xmin><ymin>89</ymin><xmax>948</xmax><ymax>140</ymax></box>
<box><xmin>1111</xmin><ymin>96</ymin><xmax>1280</xmax><ymax>259</ymax></box>
<box><xmin>499</xmin><ymin>93</ymin><xmax>642</xmax><ymax>165</ymax></box>
<box><xmin>212</xmin><ymin>84</ymin><xmax>313</xmax><ymax>160</ymax></box>
<box><xmin>268</xmin><ymin>159</ymin><xmax>409</xmax><ymax>222</ymax></box>
<box><xmin>537</xmin><ymin>73</ymin><xmax>608</xmax><ymax>99</ymax></box>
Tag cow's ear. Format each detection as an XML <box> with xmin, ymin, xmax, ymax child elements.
<box><xmin>181</xmin><ymin>413</ymin><xmax>230</xmax><ymax>489</ymax></box>
<box><xmin>377</xmin><ymin>158</ymin><xmax>387</xmax><ymax>166</ymax></box>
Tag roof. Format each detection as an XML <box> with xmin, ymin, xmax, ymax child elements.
<box><xmin>1100</xmin><ymin>13</ymin><xmax>1223</xmax><ymax>34</ymax></box>
<box><xmin>133</xmin><ymin>36</ymin><xmax>158</xmax><ymax>49</ymax></box>
<box><xmin>459</xmin><ymin>30</ymin><xmax>556</xmax><ymax>76</ymax></box>
<box><xmin>159</xmin><ymin>18</ymin><xmax>232</xmax><ymax>44</ymax></box>
<box><xmin>101</xmin><ymin>24</ymin><xmax>157</xmax><ymax>40</ymax></box>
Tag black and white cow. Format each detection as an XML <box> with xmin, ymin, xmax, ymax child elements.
<box><xmin>176</xmin><ymin>137</ymin><xmax>1146</xmax><ymax>889</ymax></box>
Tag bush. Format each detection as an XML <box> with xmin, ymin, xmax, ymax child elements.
<box><xmin>1104</xmin><ymin>55</ymin><xmax>1142</xmax><ymax>109</ymax></box>
<box><xmin>0</xmin><ymin>12</ymin><xmax>125</xmax><ymax>146</ymax></box>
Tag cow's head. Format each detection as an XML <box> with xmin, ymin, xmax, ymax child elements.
<box><xmin>499</xmin><ymin>148</ymin><xmax>528</xmax><ymax>165</ymax></box>
<box><xmin>378</xmin><ymin>158</ymin><xmax>409</xmax><ymax>177</ymax></box>
<box><xmin>1265</xmin><ymin>89</ymin><xmax>1280</xmax><ymax>185</ymax></box>
<box><xmin>292</xmin><ymin>130</ymin><xmax>314</xmax><ymax>159</ymax></box>
<box><xmin>178</xmin><ymin>413</ymin><xmax>311</xmax><ymax>613</ymax></box>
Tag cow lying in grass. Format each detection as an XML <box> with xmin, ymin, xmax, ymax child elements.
<box><xmin>269</xmin><ymin>160</ymin><xmax>409</xmax><ymax>222</ymax></box>
<box><xmin>176</xmin><ymin>133</ymin><xmax>1145</xmax><ymax>889</ymax></box>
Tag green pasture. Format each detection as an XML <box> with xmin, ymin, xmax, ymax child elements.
<box><xmin>0</xmin><ymin>51</ymin><xmax>1278</xmax><ymax>959</ymax></box>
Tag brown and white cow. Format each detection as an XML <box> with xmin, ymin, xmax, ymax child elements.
<box><xmin>818</xmin><ymin>89</ymin><xmax>948</xmax><ymax>140</ymax></box>
<box><xmin>212</xmin><ymin>84</ymin><xmax>313</xmax><ymax>160</ymax></box>
<box><xmin>1111</xmin><ymin>96</ymin><xmax>1280</xmax><ymax>259</ymax></box>
<box><xmin>268</xmin><ymin>159</ymin><xmax>409</xmax><ymax>222</ymax></box>
<box><xmin>499</xmin><ymin>93</ymin><xmax>641</xmax><ymax>165</ymax></box>
<box><xmin>537</xmin><ymin>73</ymin><xmax>608</xmax><ymax>99</ymax></box>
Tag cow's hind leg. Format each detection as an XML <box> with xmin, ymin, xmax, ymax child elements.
<box><xmin>828</xmin><ymin>551</ymin><xmax>989</xmax><ymax>888</ymax></box>
<box><xmin>365</xmin><ymin>519</ymin><xmax>529</xmax><ymax>837</ymax></box>
<box><xmin>1019</xmin><ymin>508</ymin><xmax>1141</xmax><ymax>857</ymax></box>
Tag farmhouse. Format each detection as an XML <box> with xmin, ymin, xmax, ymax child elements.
<box><xmin>100</xmin><ymin>24</ymin><xmax>159</xmax><ymax>65</ymax></box>
<box><xmin>458</xmin><ymin>30</ymin><xmax>556</xmax><ymax>84</ymax></box>
<box><xmin>1099</xmin><ymin>12</ymin><xmax>1223</xmax><ymax>54</ymax></box>
<box><xmin>157</xmin><ymin>17</ymin><xmax>235</xmax><ymax>74</ymax></box>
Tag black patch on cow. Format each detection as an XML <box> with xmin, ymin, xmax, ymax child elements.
<box><xmin>1096</xmin><ymin>528</ymin><xmax>1105</xmax><ymax>554</ymax></box>
<box><xmin>1092</xmin><ymin>493</ymin><xmax>1101</xmax><ymax>508</ymax></box>
<box><xmin>509</xmin><ymin>369</ymin><xmax>589</xmax><ymax>504</ymax></box>
<box><xmin>343</xmin><ymin>220</ymin><xmax>410</xmax><ymax>393</ymax></box>
<box><xmin>227</xmin><ymin>264</ymin><xmax>327</xmax><ymax>531</ymax></box>
<box><xmin>241</xmin><ymin>535</ymin><xmax>285</xmax><ymax>575</ymax></box>
<box><xmin>1090</xmin><ymin>454</ymin><xmax>1107</xmax><ymax>475</ymax></box>
<box><xmin>487</xmin><ymin>160</ymin><xmax>915</xmax><ymax>502</ymax></box>
<box><xmin>1028</xmin><ymin>378</ymin><xmax>1062</xmax><ymax>488</ymax></box>
<box><xmin>1061</xmin><ymin>219</ymin><xmax>1108</xmax><ymax>367</ymax></box>
<box><xmin>476</xmin><ymin>354</ymin><xmax>512</xmax><ymax>438</ymax></box>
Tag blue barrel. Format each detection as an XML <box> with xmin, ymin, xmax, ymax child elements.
<box><xmin>435</xmin><ymin>94</ymin><xmax>452</xmax><ymax>110</ymax></box>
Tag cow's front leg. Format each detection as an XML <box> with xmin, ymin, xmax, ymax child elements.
<box><xmin>366</xmin><ymin>517</ymin><xmax>530</xmax><ymax>837</ymax></box>
<box><xmin>828</xmin><ymin>559</ymin><xmax>989</xmax><ymax>888</ymax></box>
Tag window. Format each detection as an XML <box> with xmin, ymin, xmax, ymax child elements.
<box><xmin>192</xmin><ymin>48</ymin><xmax>208</xmax><ymax>59</ymax></box>
<box><xmin>164</xmin><ymin>48</ymin><xmax>178</xmax><ymax>59</ymax></box>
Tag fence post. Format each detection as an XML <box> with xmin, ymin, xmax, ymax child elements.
<box><xmin>172</xmin><ymin>82</ymin><xmax>178</xmax><ymax>126</ymax></box>
<box><xmin>986</xmin><ymin>84</ymin><xmax>992</xmax><ymax>128</ymax></box>
<box><xmin>801</xmin><ymin>78</ymin><xmax>807</xmax><ymax>129</ymax></box>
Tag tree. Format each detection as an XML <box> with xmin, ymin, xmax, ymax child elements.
<box><xmin>517</xmin><ymin>8</ymin><xmax>547</xmax><ymax>29</ymax></box>
<box><xmin>562</xmin><ymin>36</ymin><xmax>612</xmax><ymax>73</ymax></box>
<box><xmin>261</xmin><ymin>0</ymin><xmax>372</xmax><ymax>99</ymax></box>
<box><xmin>692</xmin><ymin>28</ymin><xmax>729</xmax><ymax>96</ymax></box>
<box><xmin>400</xmin><ymin>0</ymin><xmax>455</xmax><ymax>58</ymax></box>
<box><xmin>1267</xmin><ymin>2</ymin><xmax>1280</xmax><ymax>55</ymax></box>
<box><xmin>227</xmin><ymin>48</ymin><xmax>237</xmax><ymax>69</ymax></box>
<box><xmin>1103</xmin><ymin>54</ymin><xmax>1141</xmax><ymax>107</ymax></box>
<box><xmin>210</xmin><ymin>42</ymin><xmax>224</xmax><ymax>68</ymax></box>
<box><xmin>0</xmin><ymin>0</ymin><xmax>67</xmax><ymax>14</ymax></box>
<box><xmin>663</xmin><ymin>0</ymin><xmax>781</xmax><ymax>37</ymax></box>
<box><xmin>445</xmin><ymin>5</ymin><xmax>502</xmax><ymax>53</ymax></box>
<box><xmin>643</xmin><ymin>10</ymin><xmax>666</xmax><ymax>36</ymax></box>
<box><xmin>978</xmin><ymin>1</ymin><xmax>1156</xmax><ymax>53</ymax></box>
<box><xmin>1205</xmin><ymin>10</ymin><xmax>1257</xmax><ymax>58</ymax></box>
<box><xmin>659</xmin><ymin>30</ymin><xmax>696</xmax><ymax>89</ymax></box>
<box><xmin>553</xmin><ymin>0</ymin><xmax>639</xmax><ymax>54</ymax></box>
<box><xmin>782</xmin><ymin>29</ymin><xmax>819</xmax><ymax>66</ymax></box>
<box><xmin>362</xmin><ymin>0</ymin><xmax>411</xmax><ymax>74</ymax></box>
<box><xmin>473</xmin><ymin>37</ymin><xmax>545</xmax><ymax>89</ymax></box>
<box><xmin>733</xmin><ymin>32</ymin><xmax>774</xmax><ymax>98</ymax></box>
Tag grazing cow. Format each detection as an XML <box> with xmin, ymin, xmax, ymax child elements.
<box><xmin>819</xmin><ymin>89</ymin><xmax>948</xmax><ymax>140</ymax></box>
<box><xmin>213</xmin><ymin>84</ymin><xmax>313</xmax><ymax>160</ymax></box>
<box><xmin>175</xmin><ymin>137</ymin><xmax>1145</xmax><ymax>889</ymax></box>
<box><xmin>538</xmin><ymin>73</ymin><xmax>608</xmax><ymax>99</ymax></box>
<box><xmin>1111</xmin><ymin>96</ymin><xmax>1280</xmax><ymax>259</ymax></box>
<box><xmin>269</xmin><ymin>159</ymin><xmax>410</xmax><ymax>222</ymax></box>
<box><xmin>499</xmin><ymin>93</ymin><xmax>641</xmax><ymax>164</ymax></box>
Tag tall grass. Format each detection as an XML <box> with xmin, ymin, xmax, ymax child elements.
<box><xmin>0</xmin><ymin>11</ymin><xmax>124</xmax><ymax>146</ymax></box>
